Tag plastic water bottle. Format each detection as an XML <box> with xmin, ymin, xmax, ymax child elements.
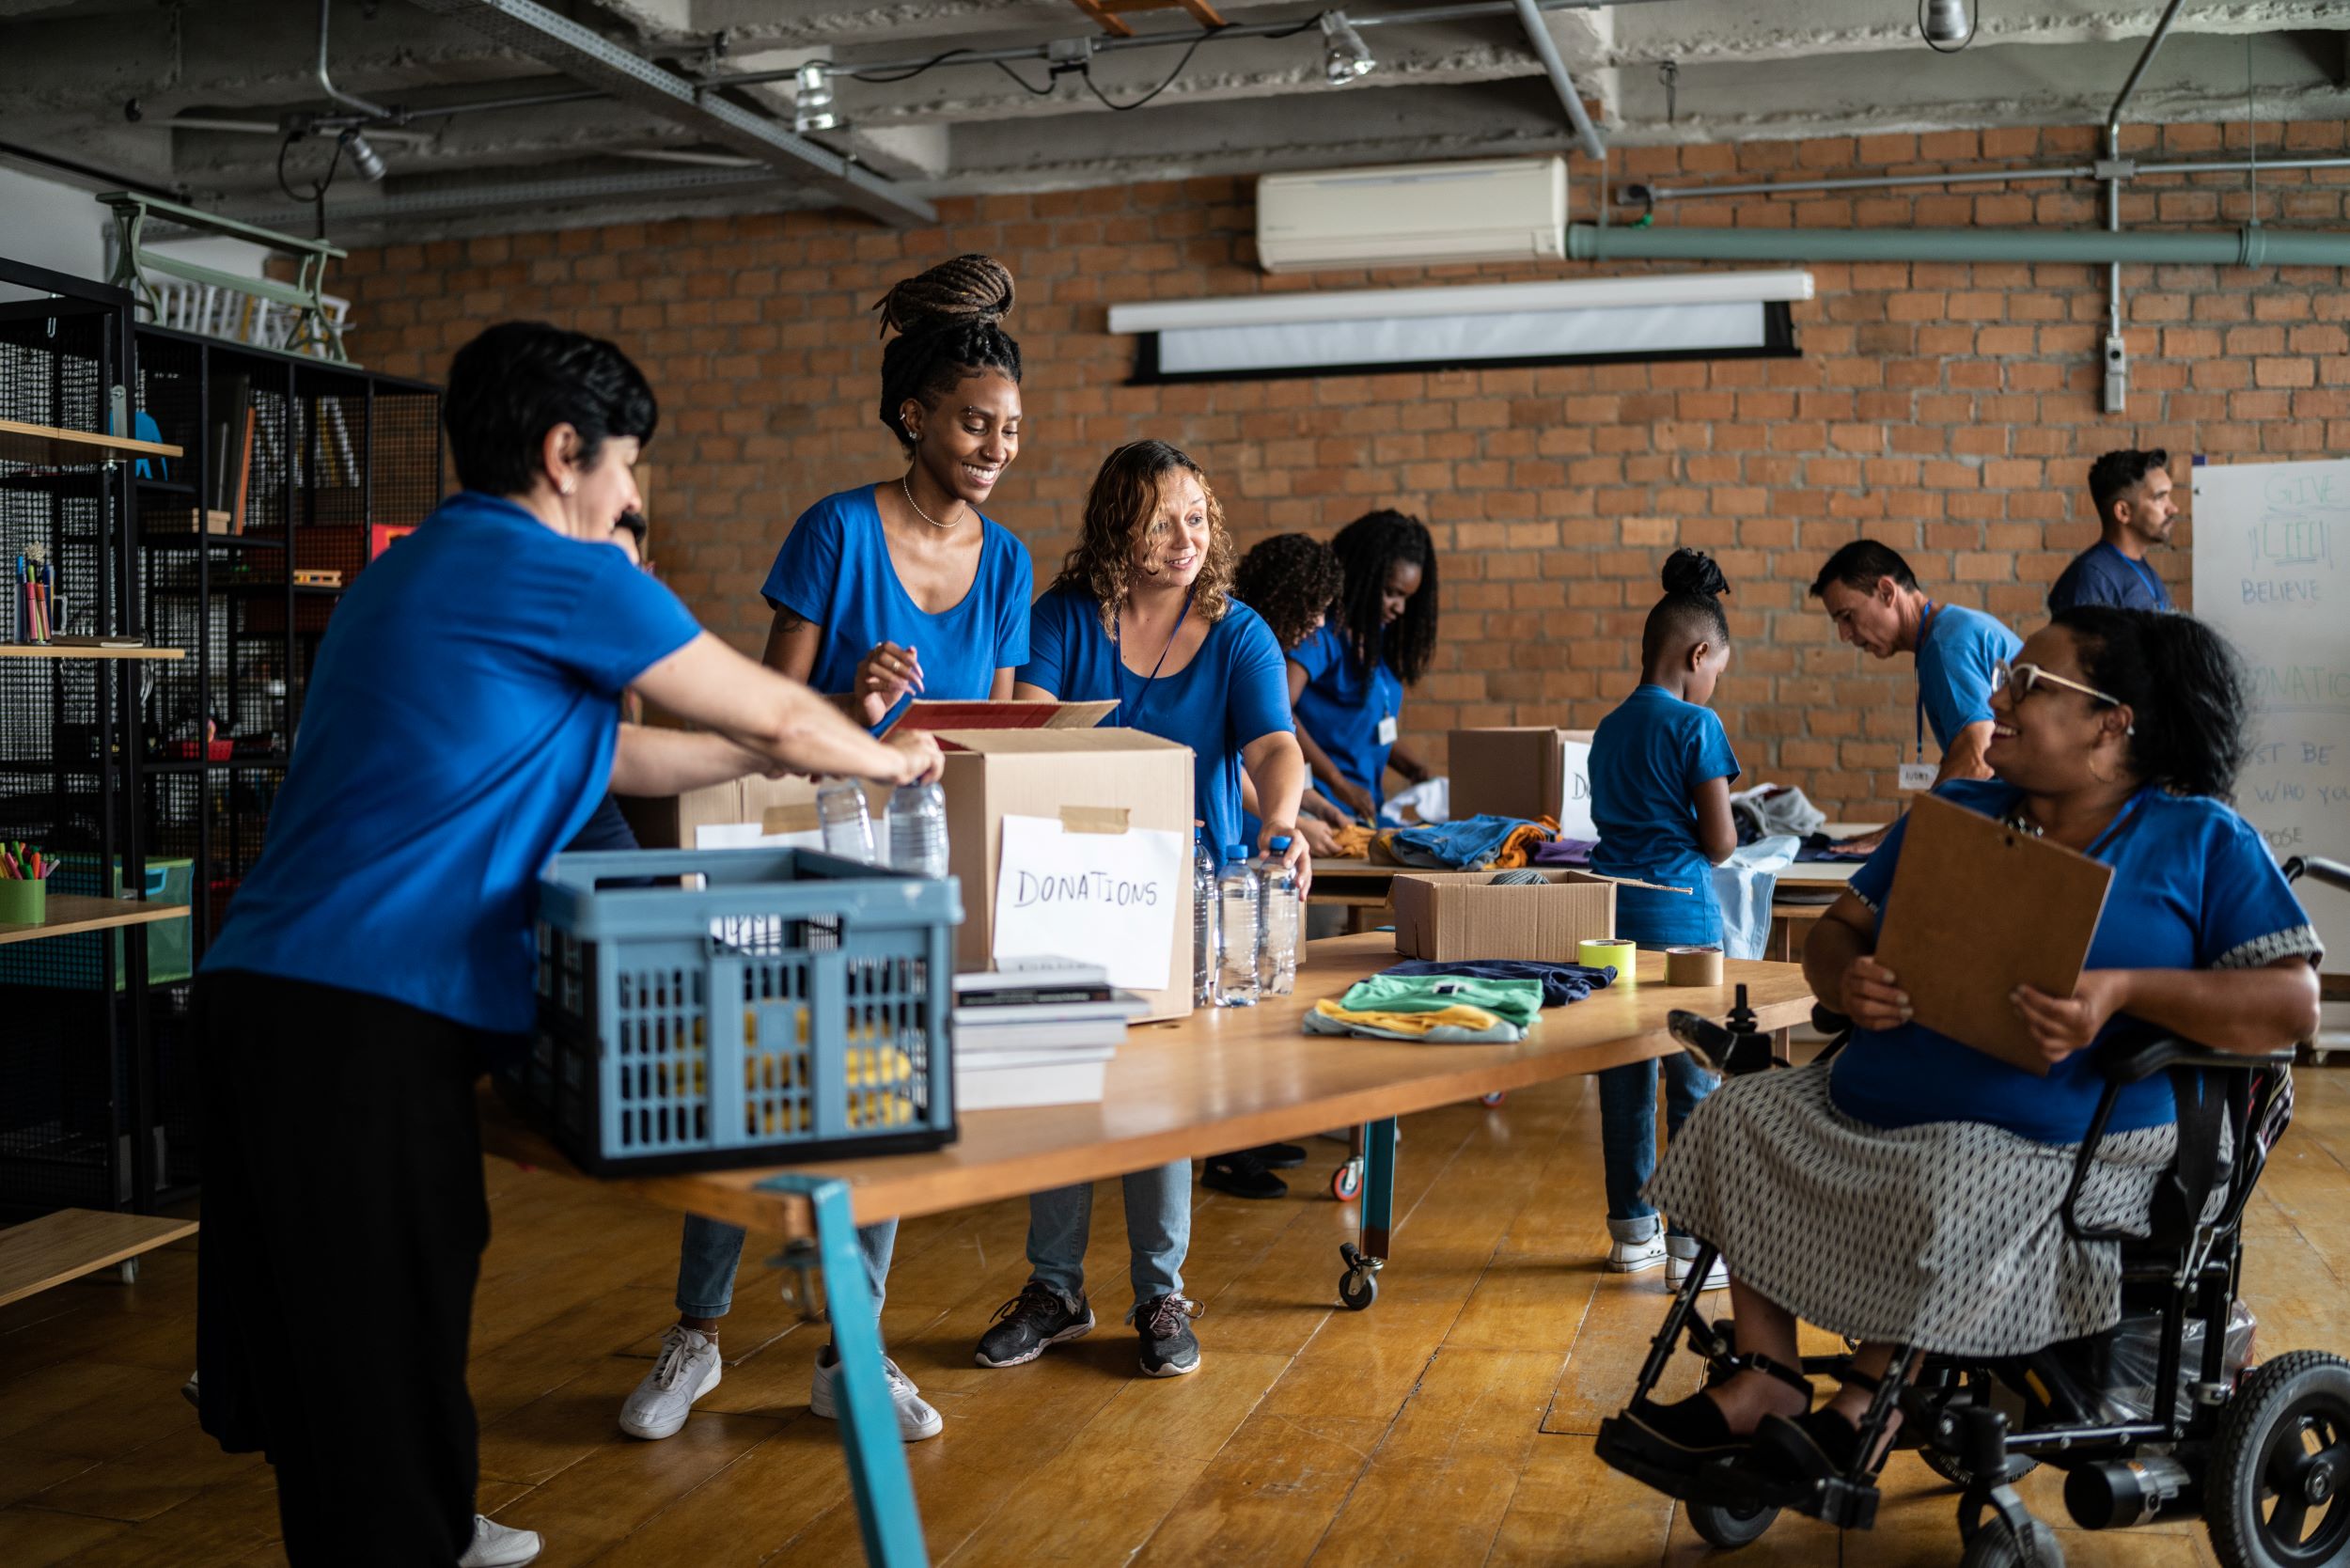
<box><xmin>1216</xmin><ymin>844</ymin><xmax>1261</xmax><ymax>1008</ymax></box>
<box><xmin>1256</xmin><ymin>836</ymin><xmax>1299</xmax><ymax>997</ymax></box>
<box><xmin>1191</xmin><ymin>824</ymin><xmax>1219</xmax><ymax>1008</ymax></box>
<box><xmin>816</xmin><ymin>779</ymin><xmax>876</xmax><ymax>863</ymax></box>
<box><xmin>886</xmin><ymin>781</ymin><xmax>949</xmax><ymax>877</ymax></box>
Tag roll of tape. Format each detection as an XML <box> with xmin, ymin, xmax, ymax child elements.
<box><xmin>1578</xmin><ymin>938</ymin><xmax>1637</xmax><ymax>984</ymax></box>
<box><xmin>1665</xmin><ymin>946</ymin><xmax>1725</xmax><ymax>987</ymax></box>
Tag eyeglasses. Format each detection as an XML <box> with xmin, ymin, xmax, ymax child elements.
<box><xmin>1992</xmin><ymin>660</ymin><xmax>2132</xmax><ymax>729</ymax></box>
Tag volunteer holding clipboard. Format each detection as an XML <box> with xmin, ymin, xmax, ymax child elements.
<box><xmin>1809</xmin><ymin>539</ymin><xmax>2020</xmax><ymax>853</ymax></box>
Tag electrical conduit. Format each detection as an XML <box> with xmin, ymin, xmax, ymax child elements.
<box><xmin>1565</xmin><ymin>223</ymin><xmax>2350</xmax><ymax>268</ymax></box>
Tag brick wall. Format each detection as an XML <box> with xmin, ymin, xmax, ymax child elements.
<box><xmin>339</xmin><ymin>117</ymin><xmax>2350</xmax><ymax>820</ymax></box>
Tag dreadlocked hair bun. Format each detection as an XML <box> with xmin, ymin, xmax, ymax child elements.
<box><xmin>872</xmin><ymin>256</ymin><xmax>1023</xmax><ymax>451</ymax></box>
<box><xmin>1660</xmin><ymin>547</ymin><xmax>1730</xmax><ymax>601</ymax></box>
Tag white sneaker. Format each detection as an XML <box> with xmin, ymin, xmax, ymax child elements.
<box><xmin>1606</xmin><ymin>1230</ymin><xmax>1668</xmax><ymax>1273</ymax></box>
<box><xmin>458</xmin><ymin>1514</ymin><xmax>541</xmax><ymax>1568</ymax></box>
<box><xmin>1667</xmin><ymin>1239</ymin><xmax>1730</xmax><ymax>1292</ymax></box>
<box><xmin>810</xmin><ymin>1347</ymin><xmax>944</xmax><ymax>1441</ymax></box>
<box><xmin>619</xmin><ymin>1325</ymin><xmax>723</xmax><ymax>1440</ymax></box>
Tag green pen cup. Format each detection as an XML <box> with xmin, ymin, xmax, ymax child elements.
<box><xmin>0</xmin><ymin>878</ymin><xmax>44</xmax><ymax>925</ymax></box>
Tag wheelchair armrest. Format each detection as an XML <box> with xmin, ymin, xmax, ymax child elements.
<box><xmin>2284</xmin><ymin>855</ymin><xmax>2350</xmax><ymax>895</ymax></box>
<box><xmin>2094</xmin><ymin>1034</ymin><xmax>2295</xmax><ymax>1085</ymax></box>
<box><xmin>1811</xmin><ymin>1004</ymin><xmax>1852</xmax><ymax>1037</ymax></box>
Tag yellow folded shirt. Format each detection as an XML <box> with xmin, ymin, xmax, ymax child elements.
<box><xmin>1308</xmin><ymin>999</ymin><xmax>1507</xmax><ymax>1036</ymax></box>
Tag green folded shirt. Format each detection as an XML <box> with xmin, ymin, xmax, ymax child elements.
<box><xmin>1335</xmin><ymin>973</ymin><xmax>1545</xmax><ymax>1029</ymax></box>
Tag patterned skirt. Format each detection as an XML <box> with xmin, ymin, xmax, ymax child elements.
<box><xmin>1646</xmin><ymin>1060</ymin><xmax>2176</xmax><ymax>1356</ymax></box>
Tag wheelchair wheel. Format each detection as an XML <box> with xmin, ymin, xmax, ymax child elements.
<box><xmin>1957</xmin><ymin>1513</ymin><xmax>2065</xmax><ymax>1568</ymax></box>
<box><xmin>2206</xmin><ymin>1349</ymin><xmax>2350</xmax><ymax>1568</ymax></box>
<box><xmin>1685</xmin><ymin>1497</ymin><xmax>1778</xmax><ymax>1548</ymax></box>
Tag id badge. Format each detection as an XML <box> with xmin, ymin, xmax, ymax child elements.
<box><xmin>1897</xmin><ymin>761</ymin><xmax>1936</xmax><ymax>792</ymax></box>
<box><xmin>1376</xmin><ymin>714</ymin><xmax>1399</xmax><ymax>745</ymax></box>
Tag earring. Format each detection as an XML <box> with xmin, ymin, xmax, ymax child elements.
<box><xmin>560</xmin><ymin>478</ymin><xmax>576</xmax><ymax>495</ymax></box>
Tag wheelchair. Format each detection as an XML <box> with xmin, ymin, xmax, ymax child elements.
<box><xmin>1595</xmin><ymin>855</ymin><xmax>2350</xmax><ymax>1568</ymax></box>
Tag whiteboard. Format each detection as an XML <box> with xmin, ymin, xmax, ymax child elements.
<box><xmin>2191</xmin><ymin>457</ymin><xmax>2350</xmax><ymax>978</ymax></box>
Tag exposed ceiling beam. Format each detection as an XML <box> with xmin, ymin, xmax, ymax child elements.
<box><xmin>402</xmin><ymin>0</ymin><xmax>933</xmax><ymax>225</ymax></box>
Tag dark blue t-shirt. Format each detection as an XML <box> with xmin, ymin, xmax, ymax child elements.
<box><xmin>1589</xmin><ymin>683</ymin><xmax>1742</xmax><ymax>947</ymax></box>
<box><xmin>1916</xmin><ymin>603</ymin><xmax>2024</xmax><ymax>755</ymax></box>
<box><xmin>1021</xmin><ymin>586</ymin><xmax>1293</xmax><ymax>857</ymax></box>
<box><xmin>2048</xmin><ymin>540</ymin><xmax>2173</xmax><ymax>616</ymax></box>
<box><xmin>760</xmin><ymin>485</ymin><xmax>1032</xmax><ymax>709</ymax></box>
<box><xmin>1290</xmin><ymin>624</ymin><xmax>1404</xmax><ymax>815</ymax></box>
<box><xmin>203</xmin><ymin>492</ymin><xmax>701</xmax><ymax>1033</ymax></box>
<box><xmin>1830</xmin><ymin>778</ymin><xmax>2321</xmax><ymax>1145</ymax></box>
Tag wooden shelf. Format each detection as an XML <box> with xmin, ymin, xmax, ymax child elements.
<box><xmin>0</xmin><ymin>418</ymin><xmax>182</xmax><ymax>469</ymax></box>
<box><xmin>0</xmin><ymin>1209</ymin><xmax>198</xmax><ymax>1309</ymax></box>
<box><xmin>0</xmin><ymin>644</ymin><xmax>185</xmax><ymax>661</ymax></box>
<box><xmin>0</xmin><ymin>896</ymin><xmax>190</xmax><ymax>947</ymax></box>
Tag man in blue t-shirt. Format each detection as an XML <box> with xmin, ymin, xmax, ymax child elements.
<box><xmin>2047</xmin><ymin>448</ymin><xmax>2177</xmax><ymax>616</ymax></box>
<box><xmin>1811</xmin><ymin>540</ymin><xmax>2022</xmax><ymax>851</ymax></box>
<box><xmin>195</xmin><ymin>322</ymin><xmax>939</xmax><ymax>1568</ymax></box>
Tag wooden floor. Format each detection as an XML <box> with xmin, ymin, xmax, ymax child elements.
<box><xmin>8</xmin><ymin>1063</ymin><xmax>2350</xmax><ymax>1568</ymax></box>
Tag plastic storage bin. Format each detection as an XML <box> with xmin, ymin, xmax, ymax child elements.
<box><xmin>506</xmin><ymin>847</ymin><xmax>964</xmax><ymax>1177</ymax></box>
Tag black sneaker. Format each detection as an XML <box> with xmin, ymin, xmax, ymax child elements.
<box><xmin>1134</xmin><ymin>1293</ymin><xmax>1202</xmax><ymax>1377</ymax></box>
<box><xmin>974</xmin><ymin>1281</ymin><xmax>1094</xmax><ymax>1369</ymax></box>
<box><xmin>1246</xmin><ymin>1141</ymin><xmax>1307</xmax><ymax>1170</ymax></box>
<box><xmin>1202</xmin><ymin>1150</ymin><xmax>1288</xmax><ymax>1200</ymax></box>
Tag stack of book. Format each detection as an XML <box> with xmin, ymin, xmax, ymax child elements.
<box><xmin>952</xmin><ymin>960</ymin><xmax>1147</xmax><ymax>1111</ymax></box>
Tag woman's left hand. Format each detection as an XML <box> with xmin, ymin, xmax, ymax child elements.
<box><xmin>2012</xmin><ymin>970</ymin><xmax>2132</xmax><ymax>1066</ymax></box>
<box><xmin>1261</xmin><ymin>823</ymin><xmax>1312</xmax><ymax>898</ymax></box>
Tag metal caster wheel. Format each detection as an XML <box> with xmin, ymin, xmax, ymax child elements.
<box><xmin>1337</xmin><ymin>1242</ymin><xmax>1383</xmax><ymax>1310</ymax></box>
<box><xmin>1480</xmin><ymin>1090</ymin><xmax>1508</xmax><ymax>1107</ymax></box>
<box><xmin>1329</xmin><ymin>1159</ymin><xmax>1363</xmax><ymax>1201</ymax></box>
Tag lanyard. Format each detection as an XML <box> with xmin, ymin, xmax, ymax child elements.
<box><xmin>1113</xmin><ymin>588</ymin><xmax>1193</xmax><ymax>729</ymax></box>
<box><xmin>2084</xmin><ymin>785</ymin><xmax>2155</xmax><ymax>859</ymax></box>
<box><xmin>1912</xmin><ymin>600</ymin><xmax>1939</xmax><ymax>763</ymax></box>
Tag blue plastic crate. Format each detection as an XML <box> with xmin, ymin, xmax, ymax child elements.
<box><xmin>505</xmin><ymin>848</ymin><xmax>964</xmax><ymax>1177</ymax></box>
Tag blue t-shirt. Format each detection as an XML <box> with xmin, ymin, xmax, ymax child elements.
<box><xmin>1021</xmin><ymin>586</ymin><xmax>1293</xmax><ymax>857</ymax></box>
<box><xmin>1916</xmin><ymin>603</ymin><xmax>2024</xmax><ymax>755</ymax></box>
<box><xmin>203</xmin><ymin>492</ymin><xmax>701</xmax><ymax>1034</ymax></box>
<box><xmin>1589</xmin><ymin>683</ymin><xmax>1743</xmax><ymax>947</ymax></box>
<box><xmin>1830</xmin><ymin>778</ymin><xmax>2321</xmax><ymax>1145</ymax></box>
<box><xmin>2048</xmin><ymin>540</ymin><xmax>2173</xmax><ymax>616</ymax></box>
<box><xmin>1291</xmin><ymin>624</ymin><xmax>1404</xmax><ymax>814</ymax></box>
<box><xmin>760</xmin><ymin>485</ymin><xmax>1033</xmax><ymax>710</ymax></box>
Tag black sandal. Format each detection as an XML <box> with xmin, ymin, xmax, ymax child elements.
<box><xmin>1611</xmin><ymin>1353</ymin><xmax>1814</xmax><ymax>1480</ymax></box>
<box><xmin>1745</xmin><ymin>1366</ymin><xmax>1888</xmax><ymax>1485</ymax></box>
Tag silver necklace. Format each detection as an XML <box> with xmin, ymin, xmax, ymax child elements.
<box><xmin>901</xmin><ymin>476</ymin><xmax>964</xmax><ymax>531</ymax></box>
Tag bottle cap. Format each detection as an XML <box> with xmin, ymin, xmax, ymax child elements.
<box><xmin>1225</xmin><ymin>845</ymin><xmax>1248</xmax><ymax>861</ymax></box>
<box><xmin>1269</xmin><ymin>836</ymin><xmax>1292</xmax><ymax>852</ymax></box>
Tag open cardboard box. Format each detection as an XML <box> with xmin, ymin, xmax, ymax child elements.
<box><xmin>1449</xmin><ymin>727</ymin><xmax>1595</xmax><ymax>839</ymax></box>
<box><xmin>1390</xmin><ymin>868</ymin><xmax>1677</xmax><ymax>964</ymax></box>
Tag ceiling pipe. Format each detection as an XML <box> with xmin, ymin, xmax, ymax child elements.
<box><xmin>1633</xmin><ymin>154</ymin><xmax>2350</xmax><ymax>204</ymax></box>
<box><xmin>315</xmin><ymin>0</ymin><xmax>397</xmax><ymax>122</ymax></box>
<box><xmin>1509</xmin><ymin>0</ymin><xmax>1606</xmax><ymax>162</ymax></box>
<box><xmin>1566</xmin><ymin>221</ymin><xmax>2350</xmax><ymax>267</ymax></box>
<box><xmin>2101</xmin><ymin>0</ymin><xmax>2193</xmax><ymax>412</ymax></box>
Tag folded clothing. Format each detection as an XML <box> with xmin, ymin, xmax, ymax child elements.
<box><xmin>1338</xmin><ymin>972</ymin><xmax>1544</xmax><ymax>1028</ymax></box>
<box><xmin>1326</xmin><ymin>821</ymin><xmax>1379</xmax><ymax>859</ymax></box>
<box><xmin>1377</xmin><ymin>958</ymin><xmax>1612</xmax><ymax>1008</ymax></box>
<box><xmin>1531</xmin><ymin>838</ymin><xmax>1596</xmax><ymax>866</ymax></box>
<box><xmin>1304</xmin><ymin>998</ymin><xmax>1528</xmax><ymax>1043</ymax></box>
<box><xmin>1795</xmin><ymin>830</ymin><xmax>1873</xmax><ymax>863</ymax></box>
<box><xmin>1379</xmin><ymin>813</ymin><xmax>1556</xmax><ymax>870</ymax></box>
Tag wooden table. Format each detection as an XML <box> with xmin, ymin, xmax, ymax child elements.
<box><xmin>1308</xmin><ymin>856</ymin><xmax>1402</xmax><ymax>933</ymax></box>
<box><xmin>479</xmin><ymin>933</ymin><xmax>1813</xmax><ymax>1568</ymax></box>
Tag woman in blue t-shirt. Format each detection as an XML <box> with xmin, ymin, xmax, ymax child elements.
<box><xmin>758</xmin><ymin>254</ymin><xmax>1035</xmax><ymax>728</ymax></box>
<box><xmin>632</xmin><ymin>259</ymin><xmax>1037</xmax><ymax>1451</ymax></box>
<box><xmin>1619</xmin><ymin>607</ymin><xmax>2320</xmax><ymax>1492</ymax></box>
<box><xmin>974</xmin><ymin>439</ymin><xmax>1310</xmax><ymax>1382</ymax></box>
<box><xmin>1290</xmin><ymin>510</ymin><xmax>1439</xmax><ymax>823</ymax></box>
<box><xmin>1588</xmin><ymin>550</ymin><xmax>1742</xmax><ymax>1293</ymax></box>
<box><xmin>196</xmin><ymin>322</ymin><xmax>939</xmax><ymax>1568</ymax></box>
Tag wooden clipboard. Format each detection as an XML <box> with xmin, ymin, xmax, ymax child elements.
<box><xmin>1873</xmin><ymin>792</ymin><xmax>2115</xmax><ymax>1076</ymax></box>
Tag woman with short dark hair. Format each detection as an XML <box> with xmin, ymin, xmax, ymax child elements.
<box><xmin>196</xmin><ymin>321</ymin><xmax>939</xmax><ymax>1568</ymax></box>
<box><xmin>1610</xmin><ymin>607</ymin><xmax>2321</xmax><ymax>1493</ymax></box>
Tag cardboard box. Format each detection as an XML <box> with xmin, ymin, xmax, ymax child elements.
<box><xmin>1389</xmin><ymin>869</ymin><xmax>1623</xmax><ymax>963</ymax></box>
<box><xmin>935</xmin><ymin>728</ymin><xmax>1195</xmax><ymax>1023</ymax></box>
<box><xmin>1449</xmin><ymin>728</ymin><xmax>1595</xmax><ymax>838</ymax></box>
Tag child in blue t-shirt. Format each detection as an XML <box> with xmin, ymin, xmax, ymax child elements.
<box><xmin>1289</xmin><ymin>510</ymin><xmax>1440</xmax><ymax>823</ymax></box>
<box><xmin>1588</xmin><ymin>549</ymin><xmax>1744</xmax><ymax>1293</ymax></box>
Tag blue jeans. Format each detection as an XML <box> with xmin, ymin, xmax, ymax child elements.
<box><xmin>1026</xmin><ymin>1160</ymin><xmax>1190</xmax><ymax>1306</ymax></box>
<box><xmin>676</xmin><ymin>1214</ymin><xmax>898</xmax><ymax>1332</ymax></box>
<box><xmin>1598</xmin><ymin>1052</ymin><xmax>1715</xmax><ymax>1242</ymax></box>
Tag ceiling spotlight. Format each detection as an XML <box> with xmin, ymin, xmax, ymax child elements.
<box><xmin>1322</xmin><ymin>11</ymin><xmax>1375</xmax><ymax>86</ymax></box>
<box><xmin>338</xmin><ymin>128</ymin><xmax>387</xmax><ymax>182</ymax></box>
<box><xmin>1922</xmin><ymin>0</ymin><xmax>1972</xmax><ymax>48</ymax></box>
<box><xmin>794</xmin><ymin>60</ymin><xmax>839</xmax><ymax>133</ymax></box>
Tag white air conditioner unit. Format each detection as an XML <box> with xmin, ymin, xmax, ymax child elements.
<box><xmin>1256</xmin><ymin>156</ymin><xmax>1566</xmax><ymax>274</ymax></box>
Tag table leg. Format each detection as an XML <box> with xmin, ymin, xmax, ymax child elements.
<box><xmin>1769</xmin><ymin>915</ymin><xmax>1796</xmax><ymax>1066</ymax></box>
<box><xmin>753</xmin><ymin>1174</ymin><xmax>927</xmax><ymax>1568</ymax></box>
<box><xmin>1337</xmin><ymin>1117</ymin><xmax>1396</xmax><ymax>1310</ymax></box>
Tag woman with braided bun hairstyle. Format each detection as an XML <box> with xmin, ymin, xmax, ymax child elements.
<box><xmin>758</xmin><ymin>254</ymin><xmax>1034</xmax><ymax>727</ymax></box>
<box><xmin>621</xmin><ymin>259</ymin><xmax>1032</xmax><ymax>1456</ymax></box>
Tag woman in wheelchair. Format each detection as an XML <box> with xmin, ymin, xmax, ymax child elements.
<box><xmin>1610</xmin><ymin>606</ymin><xmax>2323</xmax><ymax>1497</ymax></box>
